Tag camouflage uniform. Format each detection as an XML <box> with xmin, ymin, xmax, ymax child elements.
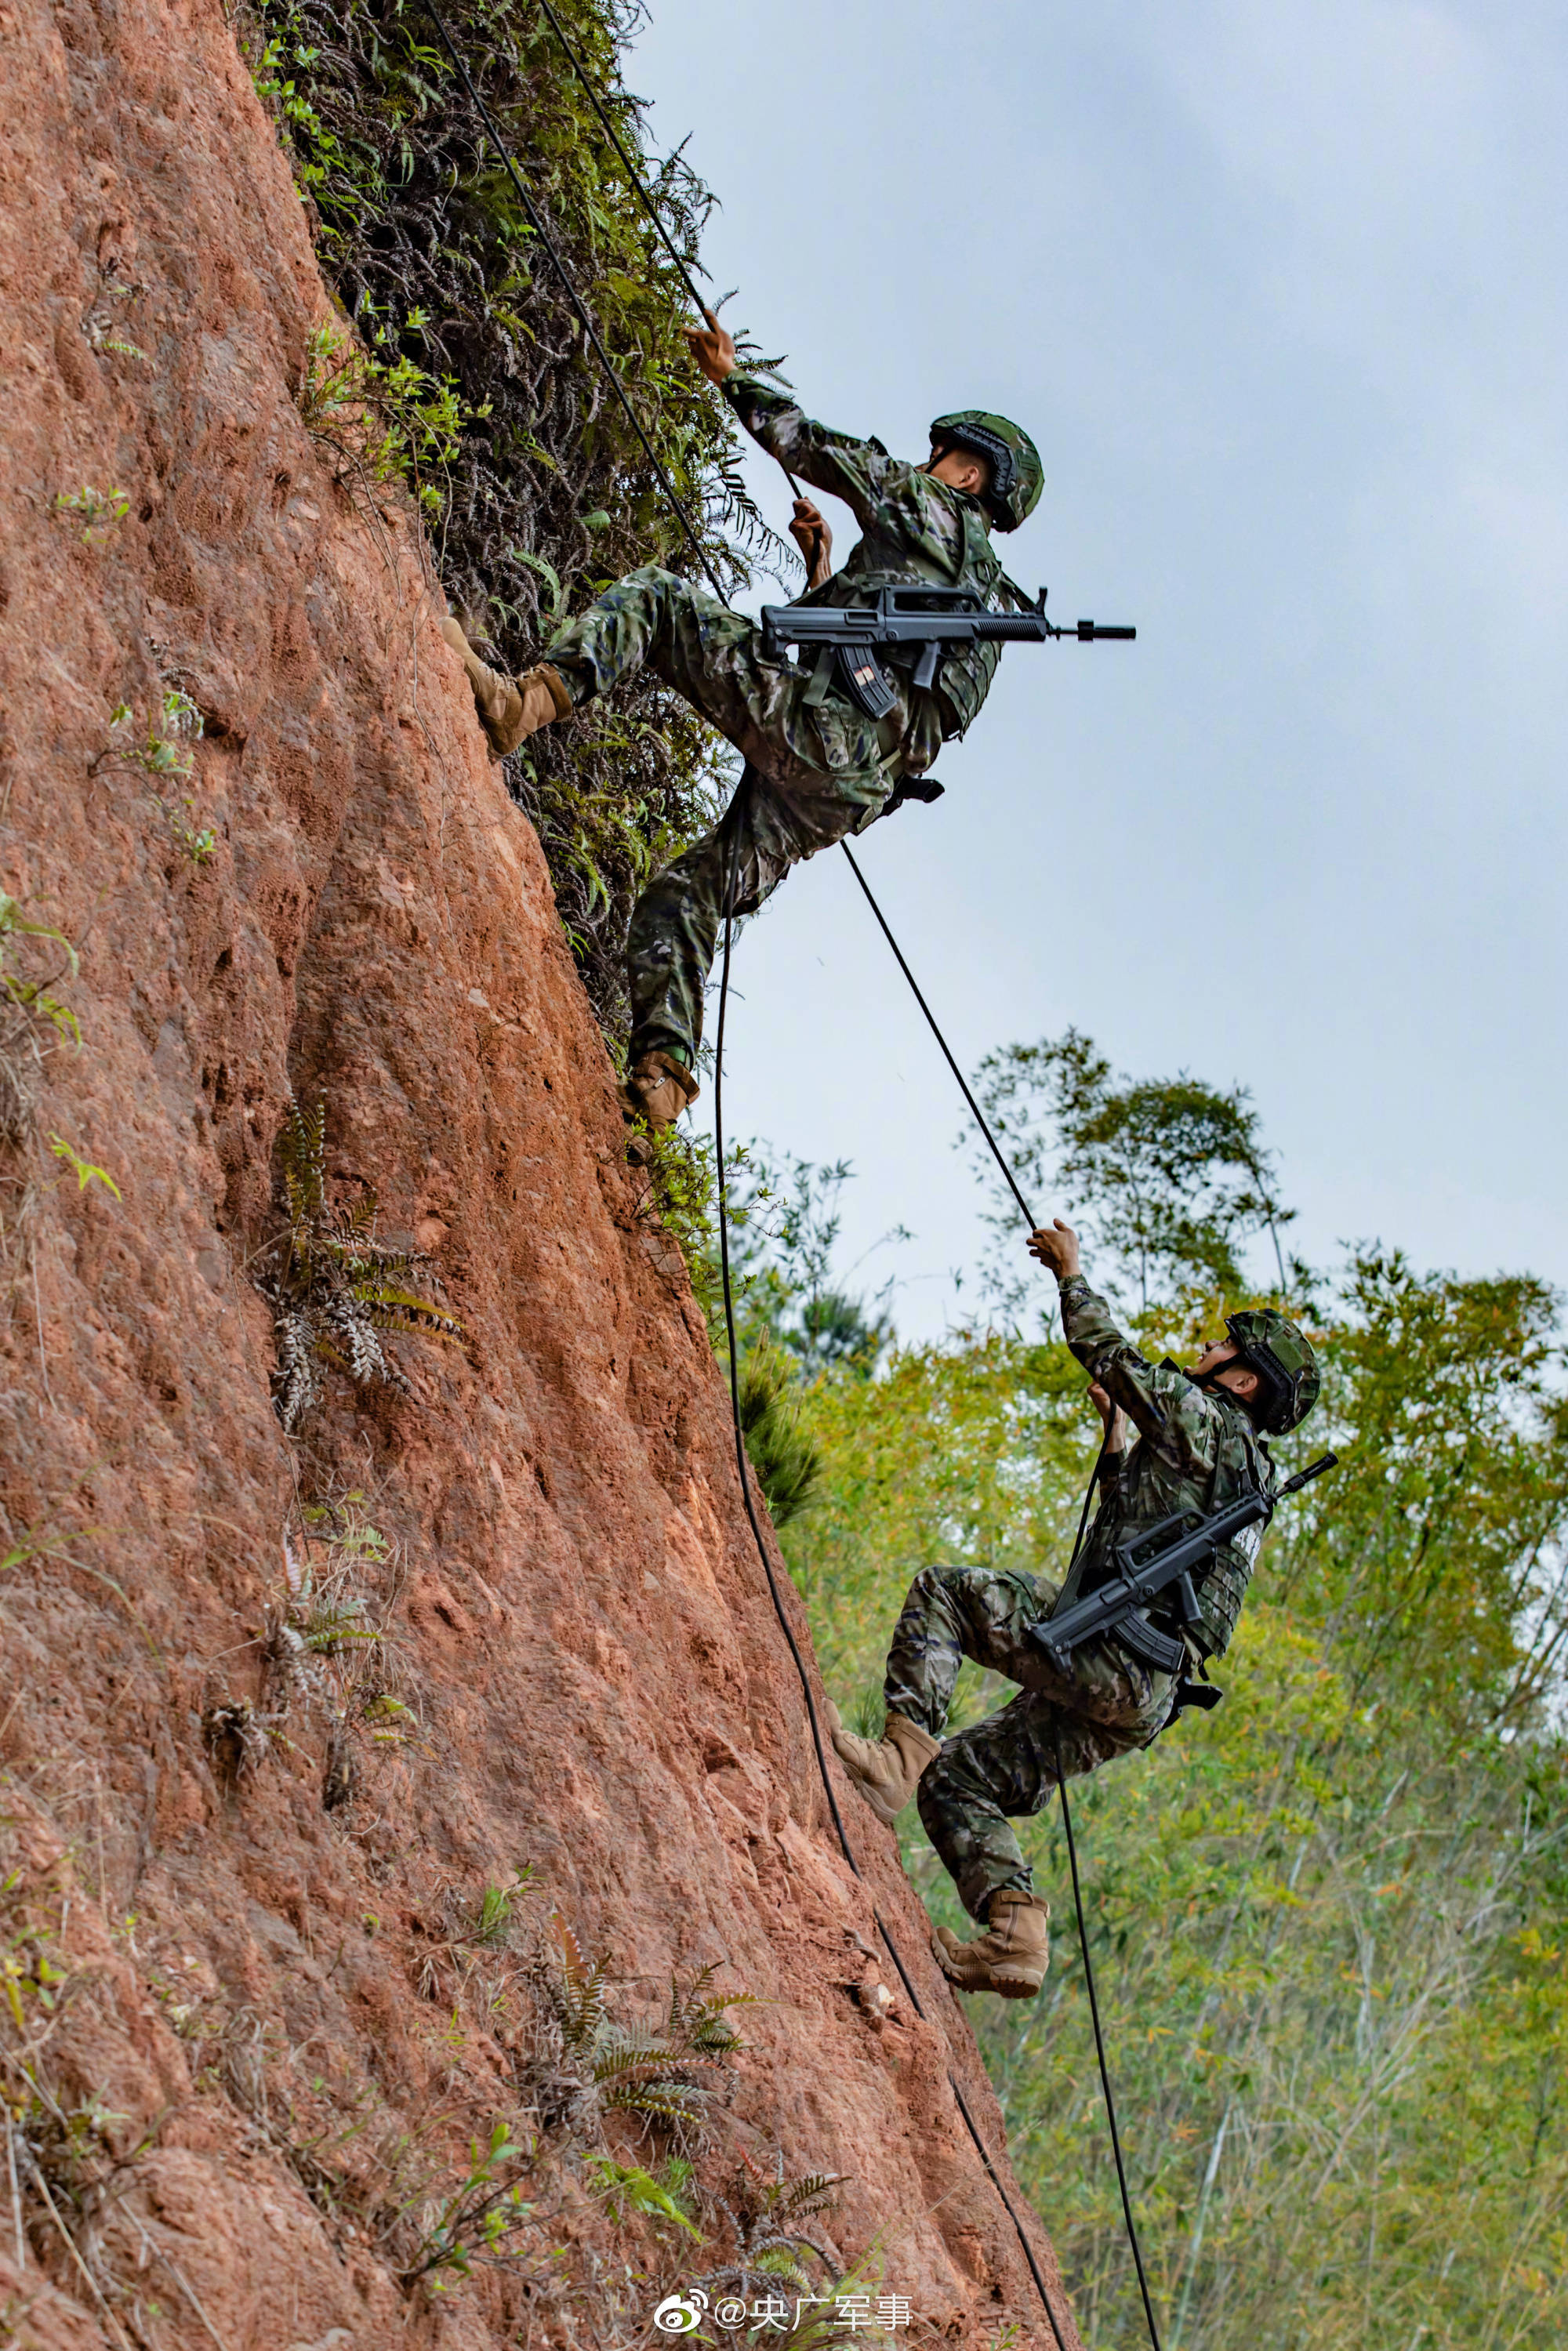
<box><xmin>894</xmin><ymin>1276</ymin><xmax>1277</xmax><ymax>1921</ymax></box>
<box><xmin>540</xmin><ymin>372</ymin><xmax>1008</xmax><ymax>1067</ymax></box>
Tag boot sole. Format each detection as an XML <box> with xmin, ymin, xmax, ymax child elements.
<box><xmin>858</xmin><ymin>1788</ymin><xmax>902</xmax><ymax>1827</ymax></box>
<box><xmin>932</xmin><ymin>1931</ymin><xmax>1047</xmax><ymax>1997</ymax></box>
<box><xmin>935</xmin><ymin>1960</ymin><xmax>1046</xmax><ymax>1998</ymax></box>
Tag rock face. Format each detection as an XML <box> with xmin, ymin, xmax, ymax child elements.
<box><xmin>0</xmin><ymin>2</ymin><xmax>1077</xmax><ymax>2344</ymax></box>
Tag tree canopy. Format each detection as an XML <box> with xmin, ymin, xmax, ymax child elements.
<box><xmin>736</xmin><ymin>1029</ymin><xmax>1568</xmax><ymax>2350</ymax></box>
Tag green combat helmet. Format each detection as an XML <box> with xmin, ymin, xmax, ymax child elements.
<box><xmin>1224</xmin><ymin>1309</ymin><xmax>1321</xmax><ymax>1435</ymax></box>
<box><xmin>929</xmin><ymin>411</ymin><xmax>1044</xmax><ymax>533</ymax></box>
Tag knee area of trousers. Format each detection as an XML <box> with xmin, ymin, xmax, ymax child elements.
<box><xmin>906</xmin><ymin>1562</ymin><xmax>955</xmax><ymax>1609</ymax></box>
<box><xmin>916</xmin><ymin>1743</ymin><xmax>970</xmax><ymax>1828</ymax></box>
<box><xmin>622</xmin><ymin>563</ymin><xmax>682</xmax><ymax>593</ymax></box>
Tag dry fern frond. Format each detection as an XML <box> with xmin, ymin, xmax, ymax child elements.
<box><xmin>256</xmin><ymin>1096</ymin><xmax>464</xmax><ymax>1432</ymax></box>
<box><xmin>514</xmin><ymin>1915</ymin><xmax>747</xmax><ymax>2150</ymax></box>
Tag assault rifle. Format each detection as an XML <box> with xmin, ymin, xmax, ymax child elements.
<box><xmin>1028</xmin><ymin>1452</ymin><xmax>1338</xmax><ymax>1681</ymax></box>
<box><xmin>758</xmin><ymin>585</ymin><xmax>1135</xmax><ymax>723</ymax></box>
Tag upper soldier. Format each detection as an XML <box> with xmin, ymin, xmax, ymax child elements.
<box><xmin>829</xmin><ymin>1217</ymin><xmax>1322</xmax><ymax>2000</ymax></box>
<box><xmin>440</xmin><ymin>309</ymin><xmax>1042</xmax><ymax>1126</ymax></box>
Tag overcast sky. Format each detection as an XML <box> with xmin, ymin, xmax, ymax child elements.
<box><xmin>625</xmin><ymin>0</ymin><xmax>1567</xmax><ymax>1340</ymax></box>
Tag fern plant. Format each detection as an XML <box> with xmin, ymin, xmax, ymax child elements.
<box><xmin>257</xmin><ymin>1097</ymin><xmax>463</xmax><ymax>1432</ymax></box>
<box><xmin>520</xmin><ymin>1917</ymin><xmax>750</xmax><ymax>2147</ymax></box>
<box><xmin>695</xmin><ymin>2147</ymin><xmax>846</xmax><ymax>2306</ymax></box>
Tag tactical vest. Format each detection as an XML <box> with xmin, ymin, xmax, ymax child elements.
<box><xmin>803</xmin><ymin>505</ymin><xmax>1005</xmax><ymax>739</ymax></box>
<box><xmin>1075</xmin><ymin>1395</ymin><xmax>1276</xmax><ymax>1664</ymax></box>
<box><xmin>1186</xmin><ymin>1406</ymin><xmax>1276</xmax><ymax>1660</ymax></box>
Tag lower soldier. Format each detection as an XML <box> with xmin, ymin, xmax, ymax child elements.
<box><xmin>829</xmin><ymin>1217</ymin><xmax>1321</xmax><ymax>1998</ymax></box>
<box><xmin>439</xmin><ymin>306</ymin><xmax>1042</xmax><ymax>1127</ymax></box>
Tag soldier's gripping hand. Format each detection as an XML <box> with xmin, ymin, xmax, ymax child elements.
<box><xmin>1027</xmin><ymin>1219</ymin><xmax>1081</xmax><ymax>1282</ymax></box>
<box><xmin>684</xmin><ymin>306</ymin><xmax>737</xmax><ymax>385</ymax></box>
<box><xmin>1089</xmin><ymin>1380</ymin><xmax>1127</xmax><ymax>1455</ymax></box>
<box><xmin>789</xmin><ymin>497</ymin><xmax>833</xmax><ymax>590</ymax></box>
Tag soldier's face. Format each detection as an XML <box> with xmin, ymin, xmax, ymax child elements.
<box><xmin>925</xmin><ymin>445</ymin><xmax>992</xmax><ymax>499</ymax></box>
<box><xmin>1192</xmin><ymin>1340</ymin><xmax>1261</xmax><ymax>1406</ymax></box>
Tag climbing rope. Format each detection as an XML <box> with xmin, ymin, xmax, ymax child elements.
<box><xmin>834</xmin><ymin>853</ymin><xmax>1166</xmax><ymax>2351</ymax></box>
<box><xmin>416</xmin><ymin>9</ymin><xmax>1158</xmax><ymax>2336</ymax></box>
<box><xmin>712</xmin><ymin>793</ymin><xmax>1071</xmax><ymax>2350</ymax></box>
<box><xmin>838</xmin><ymin>844</ymin><xmax>1035</xmax><ymax>1228</ymax></box>
<box><xmin>1054</xmin><ymin>1720</ymin><xmax>1166</xmax><ymax>2351</ymax></box>
<box><xmin>532</xmin><ymin>0</ymin><xmax>813</xmax><ymax>510</ymax></box>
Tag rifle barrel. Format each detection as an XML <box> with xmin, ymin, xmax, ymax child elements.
<box><xmin>1280</xmin><ymin>1450</ymin><xmax>1338</xmax><ymax>1497</ymax></box>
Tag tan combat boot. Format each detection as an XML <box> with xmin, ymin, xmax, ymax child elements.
<box><xmin>826</xmin><ymin>1702</ymin><xmax>942</xmax><ymax>1827</ymax></box>
<box><xmin>619</xmin><ymin>1050</ymin><xmax>700</xmax><ymax>1130</ymax></box>
<box><xmin>933</xmin><ymin>1890</ymin><xmax>1051</xmax><ymax>2000</ymax></box>
<box><xmin>439</xmin><ymin>618</ymin><xmax>572</xmax><ymax>757</ymax></box>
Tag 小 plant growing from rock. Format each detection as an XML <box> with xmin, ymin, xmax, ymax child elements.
<box><xmin>93</xmin><ymin>690</ymin><xmax>217</xmax><ymax>864</ymax></box>
<box><xmin>519</xmin><ymin>1917</ymin><xmax>752</xmax><ymax>2150</ymax></box>
<box><xmin>257</xmin><ymin>1096</ymin><xmax>463</xmax><ymax>1431</ymax></box>
<box><xmin>694</xmin><ymin>2147</ymin><xmax>847</xmax><ymax>2313</ymax></box>
<box><xmin>53</xmin><ymin>485</ymin><xmax>130</xmax><ymax>546</ymax></box>
<box><xmin>296</xmin><ymin>317</ymin><xmax>471</xmax><ymax>517</ymax></box>
<box><xmin>0</xmin><ymin>894</ymin><xmax>81</xmax><ymax>1147</ymax></box>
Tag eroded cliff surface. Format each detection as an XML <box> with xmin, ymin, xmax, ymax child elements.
<box><xmin>0</xmin><ymin>2</ymin><xmax>1076</xmax><ymax>2343</ymax></box>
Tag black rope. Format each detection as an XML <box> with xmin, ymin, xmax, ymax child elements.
<box><xmin>844</xmin><ymin>847</ymin><xmax>1167</xmax><ymax>2350</ymax></box>
<box><xmin>712</xmin><ymin>796</ymin><xmax>1070</xmax><ymax>2351</ymax></box>
<box><xmin>421</xmin><ymin>0</ymin><xmax>729</xmax><ymax>602</ymax></box>
<box><xmin>535</xmin><ymin>0</ymin><xmax>708</xmax><ymax>314</ymax></box>
<box><xmin>838</xmin><ymin>842</ymin><xmax>1036</xmax><ymax>1227</ymax></box>
<box><xmin>533</xmin><ymin>0</ymin><xmax>807</xmax><ymax>505</ymax></box>
<box><xmin>867</xmin><ymin>1899</ymin><xmax>1069</xmax><ymax>2346</ymax></box>
<box><xmin>1054</xmin><ymin>1718</ymin><xmax>1165</xmax><ymax>2351</ymax></box>
<box><xmin>712</xmin><ymin>777</ymin><xmax>865</xmax><ymax>1872</ymax></box>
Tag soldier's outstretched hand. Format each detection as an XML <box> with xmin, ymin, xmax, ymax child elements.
<box><xmin>684</xmin><ymin>307</ymin><xmax>736</xmax><ymax>385</ymax></box>
<box><xmin>789</xmin><ymin>497</ymin><xmax>834</xmax><ymax>590</ymax></box>
<box><xmin>1028</xmin><ymin>1219</ymin><xmax>1081</xmax><ymax>1281</ymax></box>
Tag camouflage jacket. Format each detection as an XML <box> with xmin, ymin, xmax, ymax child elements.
<box><xmin>723</xmin><ymin>370</ymin><xmax>1008</xmax><ymax>773</ymax></box>
<box><xmin>1056</xmin><ymin>1275</ymin><xmax>1277</xmax><ymax>1661</ymax></box>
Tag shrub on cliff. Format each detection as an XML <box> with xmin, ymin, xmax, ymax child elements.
<box><xmin>246</xmin><ymin>0</ymin><xmax>793</xmax><ymax>1039</ymax></box>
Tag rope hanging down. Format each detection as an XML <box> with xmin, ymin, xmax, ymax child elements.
<box><xmin>533</xmin><ymin>0</ymin><xmax>810</xmax><ymax>503</ymax></box>
<box><xmin>417</xmin><ymin>9</ymin><xmax>1156</xmax><ymax>2338</ymax></box>
<box><xmin>837</xmin><ymin>851</ymin><xmax>1165</xmax><ymax>2351</ymax></box>
<box><xmin>420</xmin><ymin>2</ymin><xmax>728</xmax><ymax>601</ymax></box>
<box><xmin>712</xmin><ymin>796</ymin><xmax>1071</xmax><ymax>2351</ymax></box>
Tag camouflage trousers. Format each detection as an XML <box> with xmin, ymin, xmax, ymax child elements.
<box><xmin>882</xmin><ymin>1565</ymin><xmax>1175</xmax><ymax>1922</ymax></box>
<box><xmin>546</xmin><ymin>567</ymin><xmax>894</xmax><ymax>1065</ymax></box>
